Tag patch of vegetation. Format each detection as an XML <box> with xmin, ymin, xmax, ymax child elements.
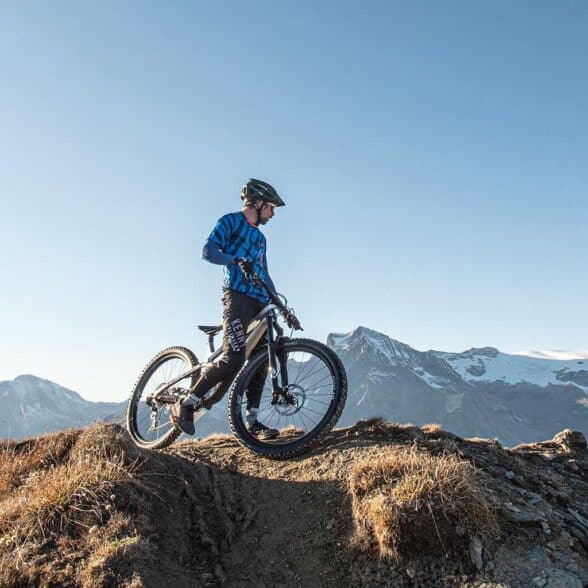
<box><xmin>348</xmin><ymin>444</ymin><xmax>499</xmax><ymax>559</ymax></box>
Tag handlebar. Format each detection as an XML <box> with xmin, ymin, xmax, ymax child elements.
<box><xmin>255</xmin><ymin>276</ymin><xmax>303</xmax><ymax>331</ymax></box>
<box><xmin>236</xmin><ymin>262</ymin><xmax>303</xmax><ymax>331</ymax></box>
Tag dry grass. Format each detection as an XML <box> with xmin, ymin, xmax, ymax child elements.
<box><xmin>421</xmin><ymin>423</ymin><xmax>442</xmax><ymax>434</ymax></box>
<box><xmin>0</xmin><ymin>429</ymin><xmax>80</xmax><ymax>500</ymax></box>
<box><xmin>0</xmin><ymin>424</ymin><xmax>142</xmax><ymax>580</ymax></box>
<box><xmin>348</xmin><ymin>444</ymin><xmax>499</xmax><ymax>560</ymax></box>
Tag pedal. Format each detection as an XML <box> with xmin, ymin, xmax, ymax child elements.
<box><xmin>149</xmin><ymin>409</ymin><xmax>159</xmax><ymax>431</ymax></box>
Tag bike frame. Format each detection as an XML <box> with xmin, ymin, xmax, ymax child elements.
<box><xmin>153</xmin><ymin>303</ymin><xmax>288</xmax><ymax>403</ymax></box>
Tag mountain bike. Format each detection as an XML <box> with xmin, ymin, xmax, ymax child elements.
<box><xmin>126</xmin><ymin>274</ymin><xmax>347</xmax><ymax>458</ymax></box>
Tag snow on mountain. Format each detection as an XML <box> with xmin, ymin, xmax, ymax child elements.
<box><xmin>433</xmin><ymin>348</ymin><xmax>588</xmax><ymax>392</ymax></box>
<box><xmin>514</xmin><ymin>350</ymin><xmax>588</xmax><ymax>361</ymax></box>
<box><xmin>328</xmin><ymin>327</ymin><xmax>588</xmax><ymax>446</ymax></box>
<box><xmin>328</xmin><ymin>326</ymin><xmax>463</xmax><ymax>391</ymax></box>
<box><xmin>3</xmin><ymin>332</ymin><xmax>587</xmax><ymax>445</ymax></box>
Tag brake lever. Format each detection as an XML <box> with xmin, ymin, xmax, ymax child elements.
<box><xmin>249</xmin><ymin>274</ymin><xmax>303</xmax><ymax>330</ymax></box>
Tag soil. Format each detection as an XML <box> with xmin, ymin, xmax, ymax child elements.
<box><xmin>1</xmin><ymin>420</ymin><xmax>587</xmax><ymax>587</ymax></box>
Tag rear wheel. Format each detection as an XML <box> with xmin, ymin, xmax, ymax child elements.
<box><xmin>227</xmin><ymin>338</ymin><xmax>347</xmax><ymax>459</ymax></box>
<box><xmin>127</xmin><ymin>346</ymin><xmax>199</xmax><ymax>449</ymax></box>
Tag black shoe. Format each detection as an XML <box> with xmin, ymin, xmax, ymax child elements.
<box><xmin>172</xmin><ymin>401</ymin><xmax>195</xmax><ymax>435</ymax></box>
<box><xmin>247</xmin><ymin>421</ymin><xmax>279</xmax><ymax>440</ymax></box>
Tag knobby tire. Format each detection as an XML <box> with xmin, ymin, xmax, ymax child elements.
<box><xmin>127</xmin><ymin>346</ymin><xmax>199</xmax><ymax>450</ymax></box>
<box><xmin>227</xmin><ymin>338</ymin><xmax>347</xmax><ymax>459</ymax></box>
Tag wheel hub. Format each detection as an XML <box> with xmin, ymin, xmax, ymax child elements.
<box><xmin>274</xmin><ymin>384</ymin><xmax>306</xmax><ymax>416</ymax></box>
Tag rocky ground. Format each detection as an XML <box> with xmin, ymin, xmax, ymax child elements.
<box><xmin>1</xmin><ymin>420</ymin><xmax>586</xmax><ymax>587</ymax></box>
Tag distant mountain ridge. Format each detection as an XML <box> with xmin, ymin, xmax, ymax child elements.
<box><xmin>0</xmin><ymin>375</ymin><xmax>123</xmax><ymax>440</ymax></box>
<box><xmin>3</xmin><ymin>330</ymin><xmax>587</xmax><ymax>444</ymax></box>
<box><xmin>328</xmin><ymin>327</ymin><xmax>587</xmax><ymax>445</ymax></box>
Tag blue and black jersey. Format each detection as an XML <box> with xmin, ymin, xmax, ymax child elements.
<box><xmin>202</xmin><ymin>212</ymin><xmax>275</xmax><ymax>303</ymax></box>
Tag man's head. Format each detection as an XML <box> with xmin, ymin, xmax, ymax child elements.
<box><xmin>241</xmin><ymin>179</ymin><xmax>285</xmax><ymax>226</ymax></box>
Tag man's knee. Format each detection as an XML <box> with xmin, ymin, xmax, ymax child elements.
<box><xmin>222</xmin><ymin>351</ymin><xmax>246</xmax><ymax>375</ymax></box>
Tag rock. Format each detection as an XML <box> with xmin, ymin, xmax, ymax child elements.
<box><xmin>551</xmin><ymin>491</ymin><xmax>570</xmax><ymax>506</ymax></box>
<box><xmin>512</xmin><ymin>487</ymin><xmax>543</xmax><ymax>504</ymax></box>
<box><xmin>469</xmin><ymin>536</ymin><xmax>483</xmax><ymax>570</ymax></box>
<box><xmin>502</xmin><ymin>503</ymin><xmax>544</xmax><ymax>524</ymax></box>
<box><xmin>554</xmin><ymin>530</ymin><xmax>574</xmax><ymax>549</ymax></box>
<box><xmin>568</xmin><ymin>526</ymin><xmax>586</xmax><ymax>543</ymax></box>
<box><xmin>505</xmin><ymin>470</ymin><xmax>515</xmax><ymax>479</ymax></box>
<box><xmin>540</xmin><ymin>521</ymin><xmax>551</xmax><ymax>534</ymax></box>
<box><xmin>406</xmin><ymin>564</ymin><xmax>416</xmax><ymax>579</ymax></box>
<box><xmin>531</xmin><ymin>577</ymin><xmax>547</xmax><ymax>587</ymax></box>
<box><xmin>553</xmin><ymin>430</ymin><xmax>587</xmax><ymax>451</ymax></box>
<box><xmin>485</xmin><ymin>560</ymin><xmax>495</xmax><ymax>571</ymax></box>
<box><xmin>544</xmin><ymin>569</ymin><xmax>582</xmax><ymax>588</ymax></box>
<box><xmin>567</xmin><ymin>508</ymin><xmax>588</xmax><ymax>531</ymax></box>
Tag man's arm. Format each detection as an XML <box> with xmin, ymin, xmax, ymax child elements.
<box><xmin>202</xmin><ymin>214</ymin><xmax>238</xmax><ymax>266</ymax></box>
<box><xmin>202</xmin><ymin>239</ymin><xmax>236</xmax><ymax>266</ymax></box>
<box><xmin>263</xmin><ymin>254</ymin><xmax>277</xmax><ymax>293</ymax></box>
<box><xmin>265</xmin><ymin>274</ymin><xmax>276</xmax><ymax>293</ymax></box>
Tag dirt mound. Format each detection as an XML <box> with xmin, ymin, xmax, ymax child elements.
<box><xmin>1</xmin><ymin>419</ymin><xmax>586</xmax><ymax>587</ymax></box>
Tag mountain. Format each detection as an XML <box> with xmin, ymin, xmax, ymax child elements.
<box><xmin>434</xmin><ymin>345</ymin><xmax>588</xmax><ymax>390</ymax></box>
<box><xmin>3</xmin><ymin>329</ymin><xmax>587</xmax><ymax>445</ymax></box>
<box><xmin>328</xmin><ymin>327</ymin><xmax>588</xmax><ymax>446</ymax></box>
<box><xmin>0</xmin><ymin>375</ymin><xmax>124</xmax><ymax>440</ymax></box>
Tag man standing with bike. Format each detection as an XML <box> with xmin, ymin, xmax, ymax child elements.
<box><xmin>173</xmin><ymin>179</ymin><xmax>285</xmax><ymax>439</ymax></box>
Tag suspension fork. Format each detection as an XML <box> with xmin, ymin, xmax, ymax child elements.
<box><xmin>265</xmin><ymin>312</ymin><xmax>288</xmax><ymax>404</ymax></box>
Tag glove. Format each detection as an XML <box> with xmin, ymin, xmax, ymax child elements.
<box><xmin>284</xmin><ymin>308</ymin><xmax>302</xmax><ymax>331</ymax></box>
<box><xmin>234</xmin><ymin>257</ymin><xmax>255</xmax><ymax>278</ymax></box>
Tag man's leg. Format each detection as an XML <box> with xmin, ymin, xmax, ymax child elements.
<box><xmin>244</xmin><ymin>339</ymin><xmax>279</xmax><ymax>439</ymax></box>
<box><xmin>174</xmin><ymin>289</ymin><xmax>261</xmax><ymax>434</ymax></box>
<box><xmin>245</xmin><ymin>338</ymin><xmax>267</xmax><ymax>415</ymax></box>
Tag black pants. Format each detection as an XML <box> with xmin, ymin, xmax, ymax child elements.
<box><xmin>191</xmin><ymin>289</ymin><xmax>267</xmax><ymax>409</ymax></box>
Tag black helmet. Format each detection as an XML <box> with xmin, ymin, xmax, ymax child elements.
<box><xmin>241</xmin><ymin>178</ymin><xmax>286</xmax><ymax>207</ymax></box>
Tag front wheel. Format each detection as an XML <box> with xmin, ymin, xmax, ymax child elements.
<box><xmin>227</xmin><ymin>338</ymin><xmax>347</xmax><ymax>459</ymax></box>
<box><xmin>127</xmin><ymin>346</ymin><xmax>199</xmax><ymax>449</ymax></box>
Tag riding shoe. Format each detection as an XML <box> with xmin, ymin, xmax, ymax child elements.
<box><xmin>172</xmin><ymin>401</ymin><xmax>195</xmax><ymax>435</ymax></box>
<box><xmin>247</xmin><ymin>421</ymin><xmax>279</xmax><ymax>440</ymax></box>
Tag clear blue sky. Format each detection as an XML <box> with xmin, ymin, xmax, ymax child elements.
<box><xmin>1</xmin><ymin>2</ymin><xmax>587</xmax><ymax>401</ymax></box>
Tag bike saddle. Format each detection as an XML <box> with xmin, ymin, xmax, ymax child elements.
<box><xmin>197</xmin><ymin>325</ymin><xmax>223</xmax><ymax>336</ymax></box>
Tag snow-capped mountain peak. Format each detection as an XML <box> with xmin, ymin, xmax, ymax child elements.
<box><xmin>328</xmin><ymin>327</ymin><xmax>463</xmax><ymax>391</ymax></box>
<box><xmin>328</xmin><ymin>326</ymin><xmax>420</xmax><ymax>366</ymax></box>
<box><xmin>431</xmin><ymin>349</ymin><xmax>587</xmax><ymax>392</ymax></box>
<box><xmin>326</xmin><ymin>327</ymin><xmax>587</xmax><ymax>446</ymax></box>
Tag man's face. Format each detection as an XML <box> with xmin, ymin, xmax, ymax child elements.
<box><xmin>257</xmin><ymin>201</ymin><xmax>276</xmax><ymax>225</ymax></box>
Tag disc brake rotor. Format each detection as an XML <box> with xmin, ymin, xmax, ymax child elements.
<box><xmin>274</xmin><ymin>384</ymin><xmax>306</xmax><ymax>416</ymax></box>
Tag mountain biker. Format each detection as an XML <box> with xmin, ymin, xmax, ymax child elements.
<box><xmin>173</xmin><ymin>179</ymin><xmax>285</xmax><ymax>439</ymax></box>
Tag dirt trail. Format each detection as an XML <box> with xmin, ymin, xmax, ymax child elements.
<box><xmin>173</xmin><ymin>436</ymin><xmax>355</xmax><ymax>587</ymax></box>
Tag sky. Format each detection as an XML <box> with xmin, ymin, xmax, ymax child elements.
<box><xmin>1</xmin><ymin>1</ymin><xmax>587</xmax><ymax>402</ymax></box>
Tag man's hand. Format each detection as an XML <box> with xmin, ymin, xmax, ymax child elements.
<box><xmin>234</xmin><ymin>257</ymin><xmax>255</xmax><ymax>279</ymax></box>
<box><xmin>284</xmin><ymin>307</ymin><xmax>303</xmax><ymax>331</ymax></box>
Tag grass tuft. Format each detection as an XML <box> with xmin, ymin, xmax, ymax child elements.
<box><xmin>348</xmin><ymin>444</ymin><xmax>499</xmax><ymax>559</ymax></box>
<box><xmin>0</xmin><ymin>424</ymin><xmax>140</xmax><ymax>570</ymax></box>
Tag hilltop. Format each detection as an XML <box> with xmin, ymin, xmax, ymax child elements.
<box><xmin>0</xmin><ymin>421</ymin><xmax>586</xmax><ymax>587</ymax></box>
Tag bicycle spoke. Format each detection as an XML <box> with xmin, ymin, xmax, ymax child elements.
<box><xmin>130</xmin><ymin>351</ymin><xmax>195</xmax><ymax>446</ymax></box>
<box><xmin>234</xmin><ymin>344</ymin><xmax>340</xmax><ymax>448</ymax></box>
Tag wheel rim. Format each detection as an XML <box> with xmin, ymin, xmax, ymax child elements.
<box><xmin>131</xmin><ymin>353</ymin><xmax>194</xmax><ymax>445</ymax></box>
<box><xmin>236</xmin><ymin>345</ymin><xmax>337</xmax><ymax>446</ymax></box>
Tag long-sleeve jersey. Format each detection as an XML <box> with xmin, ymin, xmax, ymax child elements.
<box><xmin>202</xmin><ymin>211</ymin><xmax>276</xmax><ymax>303</ymax></box>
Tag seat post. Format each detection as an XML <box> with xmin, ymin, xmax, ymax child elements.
<box><xmin>197</xmin><ymin>325</ymin><xmax>223</xmax><ymax>353</ymax></box>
